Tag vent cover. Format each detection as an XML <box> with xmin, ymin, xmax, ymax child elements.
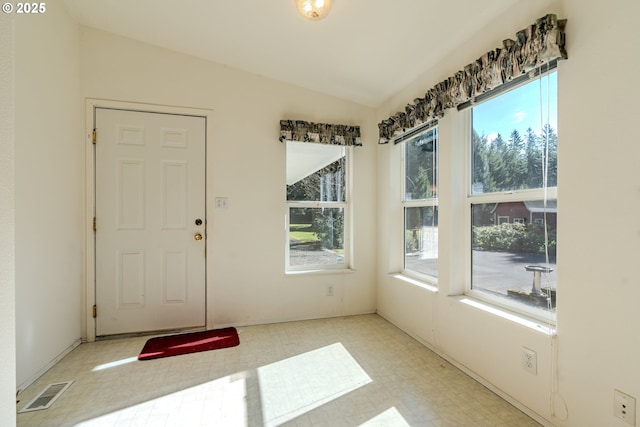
<box><xmin>19</xmin><ymin>381</ymin><xmax>73</xmax><ymax>413</ymax></box>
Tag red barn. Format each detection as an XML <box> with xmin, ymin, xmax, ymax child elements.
<box><xmin>493</xmin><ymin>201</ymin><xmax>557</xmax><ymax>229</ymax></box>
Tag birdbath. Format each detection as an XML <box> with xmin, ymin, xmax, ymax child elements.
<box><xmin>524</xmin><ymin>265</ymin><xmax>554</xmax><ymax>295</ymax></box>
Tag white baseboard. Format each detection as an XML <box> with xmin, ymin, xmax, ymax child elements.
<box><xmin>16</xmin><ymin>338</ymin><xmax>82</xmax><ymax>396</ymax></box>
<box><xmin>213</xmin><ymin>310</ymin><xmax>378</xmax><ymax>330</ymax></box>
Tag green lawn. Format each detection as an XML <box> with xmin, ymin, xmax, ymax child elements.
<box><xmin>289</xmin><ymin>224</ymin><xmax>318</xmax><ymax>243</ymax></box>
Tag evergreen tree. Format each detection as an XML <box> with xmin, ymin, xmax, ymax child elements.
<box><xmin>487</xmin><ymin>133</ymin><xmax>507</xmax><ymax>192</ymax></box>
<box><xmin>472</xmin><ymin>130</ymin><xmax>493</xmax><ymax>193</ymax></box>
<box><xmin>540</xmin><ymin>124</ymin><xmax>558</xmax><ymax>187</ymax></box>
<box><xmin>525</xmin><ymin>127</ymin><xmax>542</xmax><ymax>188</ymax></box>
<box><xmin>473</xmin><ymin>126</ymin><xmax>557</xmax><ymax>193</ymax></box>
<box><xmin>405</xmin><ymin>133</ymin><xmax>436</xmax><ymax>199</ymax></box>
<box><xmin>506</xmin><ymin>129</ymin><xmax>526</xmax><ymax>189</ymax></box>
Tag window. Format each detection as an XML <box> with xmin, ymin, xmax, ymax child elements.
<box><xmin>402</xmin><ymin>127</ymin><xmax>438</xmax><ymax>280</ymax></box>
<box><xmin>286</xmin><ymin>141</ymin><xmax>348</xmax><ymax>271</ymax></box>
<box><xmin>468</xmin><ymin>71</ymin><xmax>557</xmax><ymax>315</ymax></box>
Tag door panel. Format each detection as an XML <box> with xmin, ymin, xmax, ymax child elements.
<box><xmin>95</xmin><ymin>108</ymin><xmax>206</xmax><ymax>336</ymax></box>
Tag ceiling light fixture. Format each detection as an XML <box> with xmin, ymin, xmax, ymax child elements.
<box><xmin>295</xmin><ymin>0</ymin><xmax>332</xmax><ymax>21</ymax></box>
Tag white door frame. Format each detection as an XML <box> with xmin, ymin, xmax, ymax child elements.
<box><xmin>84</xmin><ymin>99</ymin><xmax>214</xmax><ymax>342</ymax></box>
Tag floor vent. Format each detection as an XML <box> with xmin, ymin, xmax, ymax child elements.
<box><xmin>19</xmin><ymin>381</ymin><xmax>73</xmax><ymax>413</ymax></box>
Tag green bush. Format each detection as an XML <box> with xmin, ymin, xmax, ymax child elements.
<box><xmin>312</xmin><ymin>209</ymin><xmax>344</xmax><ymax>250</ymax></box>
<box><xmin>473</xmin><ymin>223</ymin><xmax>556</xmax><ymax>254</ymax></box>
<box><xmin>405</xmin><ymin>231</ymin><xmax>419</xmax><ymax>253</ymax></box>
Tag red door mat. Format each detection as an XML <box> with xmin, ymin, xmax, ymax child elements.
<box><xmin>138</xmin><ymin>327</ymin><xmax>239</xmax><ymax>360</ymax></box>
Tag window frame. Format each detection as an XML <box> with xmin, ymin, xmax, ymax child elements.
<box><xmin>400</xmin><ymin>125</ymin><xmax>439</xmax><ymax>284</ymax></box>
<box><xmin>463</xmin><ymin>72</ymin><xmax>558</xmax><ymax>323</ymax></box>
<box><xmin>497</xmin><ymin>215</ymin><xmax>509</xmax><ymax>225</ymax></box>
<box><xmin>285</xmin><ymin>144</ymin><xmax>352</xmax><ymax>273</ymax></box>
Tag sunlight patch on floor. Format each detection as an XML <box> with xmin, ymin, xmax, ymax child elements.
<box><xmin>92</xmin><ymin>357</ymin><xmax>138</xmax><ymax>372</ymax></box>
<box><xmin>76</xmin><ymin>374</ymin><xmax>248</xmax><ymax>426</ymax></box>
<box><xmin>258</xmin><ymin>342</ymin><xmax>372</xmax><ymax>427</ymax></box>
<box><xmin>78</xmin><ymin>343</ymin><xmax>371</xmax><ymax>426</ymax></box>
<box><xmin>360</xmin><ymin>407</ymin><xmax>410</xmax><ymax>426</ymax></box>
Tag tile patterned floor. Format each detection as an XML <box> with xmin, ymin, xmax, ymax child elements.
<box><xmin>16</xmin><ymin>314</ymin><xmax>541</xmax><ymax>426</ymax></box>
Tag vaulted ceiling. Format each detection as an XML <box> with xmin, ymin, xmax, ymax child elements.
<box><xmin>63</xmin><ymin>0</ymin><xmax>524</xmax><ymax>107</ymax></box>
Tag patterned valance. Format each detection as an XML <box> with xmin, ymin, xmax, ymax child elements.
<box><xmin>378</xmin><ymin>14</ymin><xmax>567</xmax><ymax>144</ymax></box>
<box><xmin>279</xmin><ymin>120</ymin><xmax>362</xmax><ymax>146</ymax></box>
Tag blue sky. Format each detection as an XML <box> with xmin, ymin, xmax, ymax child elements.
<box><xmin>472</xmin><ymin>71</ymin><xmax>557</xmax><ymax>143</ymax></box>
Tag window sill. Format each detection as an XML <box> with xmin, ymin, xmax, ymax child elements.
<box><xmin>454</xmin><ymin>296</ymin><xmax>556</xmax><ymax>335</ymax></box>
<box><xmin>286</xmin><ymin>268</ymin><xmax>356</xmax><ymax>276</ymax></box>
<box><xmin>390</xmin><ymin>273</ymin><xmax>438</xmax><ymax>292</ymax></box>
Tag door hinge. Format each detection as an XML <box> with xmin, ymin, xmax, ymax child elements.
<box><xmin>93</xmin><ymin>217</ymin><xmax>96</xmax><ymax>232</ymax></box>
<box><xmin>92</xmin><ymin>305</ymin><xmax>97</xmax><ymax>318</ymax></box>
<box><xmin>92</xmin><ymin>129</ymin><xmax>97</xmax><ymax>144</ymax></box>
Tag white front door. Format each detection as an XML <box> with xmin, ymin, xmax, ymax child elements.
<box><xmin>95</xmin><ymin>108</ymin><xmax>206</xmax><ymax>336</ymax></box>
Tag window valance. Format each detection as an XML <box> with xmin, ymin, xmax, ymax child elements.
<box><xmin>279</xmin><ymin>120</ymin><xmax>362</xmax><ymax>146</ymax></box>
<box><xmin>378</xmin><ymin>14</ymin><xmax>567</xmax><ymax>144</ymax></box>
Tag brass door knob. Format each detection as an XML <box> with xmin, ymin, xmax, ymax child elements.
<box><xmin>194</xmin><ymin>233</ymin><xmax>203</xmax><ymax>241</ymax></box>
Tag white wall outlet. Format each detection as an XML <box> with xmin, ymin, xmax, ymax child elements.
<box><xmin>521</xmin><ymin>347</ymin><xmax>537</xmax><ymax>375</ymax></box>
<box><xmin>614</xmin><ymin>389</ymin><xmax>636</xmax><ymax>426</ymax></box>
<box><xmin>215</xmin><ymin>197</ymin><xmax>228</xmax><ymax>209</ymax></box>
<box><xmin>326</xmin><ymin>285</ymin><xmax>334</xmax><ymax>296</ymax></box>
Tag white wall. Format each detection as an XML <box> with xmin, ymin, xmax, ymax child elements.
<box><xmin>375</xmin><ymin>0</ymin><xmax>640</xmax><ymax>426</ymax></box>
<box><xmin>0</xmin><ymin>11</ymin><xmax>17</xmax><ymax>427</ymax></box>
<box><xmin>14</xmin><ymin>4</ymin><xmax>83</xmax><ymax>387</ymax></box>
<box><xmin>556</xmin><ymin>0</ymin><xmax>640</xmax><ymax>426</ymax></box>
<box><xmin>79</xmin><ymin>28</ymin><xmax>378</xmax><ymax>329</ymax></box>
